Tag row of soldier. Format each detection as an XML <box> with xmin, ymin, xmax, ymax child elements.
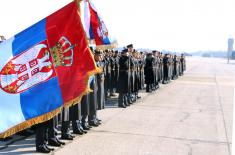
<box><xmin>0</xmin><ymin>43</ymin><xmax>186</xmax><ymax>153</ymax></box>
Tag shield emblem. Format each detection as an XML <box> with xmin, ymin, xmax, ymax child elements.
<box><xmin>0</xmin><ymin>40</ymin><xmax>56</xmax><ymax>94</ymax></box>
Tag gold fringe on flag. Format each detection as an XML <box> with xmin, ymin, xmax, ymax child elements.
<box><xmin>0</xmin><ymin>107</ymin><xmax>62</xmax><ymax>139</ymax></box>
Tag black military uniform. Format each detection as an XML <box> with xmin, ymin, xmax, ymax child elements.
<box><xmin>61</xmin><ymin>107</ymin><xmax>74</xmax><ymax>140</ymax></box>
<box><xmin>127</xmin><ymin>44</ymin><xmax>135</xmax><ymax>104</ymax></box>
<box><xmin>162</xmin><ymin>54</ymin><xmax>169</xmax><ymax>84</ymax></box>
<box><xmin>69</xmin><ymin>103</ymin><xmax>87</xmax><ymax>135</ymax></box>
<box><xmin>181</xmin><ymin>54</ymin><xmax>186</xmax><ymax>72</ymax></box>
<box><xmin>159</xmin><ymin>53</ymin><xmax>164</xmax><ymax>83</ymax></box>
<box><xmin>47</xmin><ymin>117</ymin><xmax>65</xmax><ymax>146</ymax></box>
<box><xmin>113</xmin><ymin>51</ymin><xmax>120</xmax><ymax>92</ymax></box>
<box><xmin>173</xmin><ymin>55</ymin><xmax>178</xmax><ymax>79</ymax></box>
<box><xmin>144</xmin><ymin>53</ymin><xmax>154</xmax><ymax>92</ymax></box>
<box><xmin>35</xmin><ymin>119</ymin><xmax>57</xmax><ymax>153</ymax></box>
<box><xmin>117</xmin><ymin>49</ymin><xmax>130</xmax><ymax>108</ymax></box>
<box><xmin>104</xmin><ymin>51</ymin><xmax>111</xmax><ymax>98</ymax></box>
<box><xmin>81</xmin><ymin>94</ymin><xmax>92</xmax><ymax>130</ymax></box>
<box><xmin>110</xmin><ymin>52</ymin><xmax>116</xmax><ymax>96</ymax></box>
<box><xmin>35</xmin><ymin>121</ymin><xmax>50</xmax><ymax>153</ymax></box>
<box><xmin>152</xmin><ymin>50</ymin><xmax>159</xmax><ymax>90</ymax></box>
<box><xmin>179</xmin><ymin>55</ymin><xmax>184</xmax><ymax>76</ymax></box>
<box><xmin>139</xmin><ymin>52</ymin><xmax>145</xmax><ymax>90</ymax></box>
<box><xmin>102</xmin><ymin>57</ymin><xmax>108</xmax><ymax>100</ymax></box>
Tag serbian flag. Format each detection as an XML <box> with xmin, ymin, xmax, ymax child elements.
<box><xmin>83</xmin><ymin>0</ymin><xmax>117</xmax><ymax>49</ymax></box>
<box><xmin>0</xmin><ymin>2</ymin><xmax>99</xmax><ymax>138</ymax></box>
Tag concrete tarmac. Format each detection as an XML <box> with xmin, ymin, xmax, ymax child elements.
<box><xmin>0</xmin><ymin>57</ymin><xmax>234</xmax><ymax>155</ymax></box>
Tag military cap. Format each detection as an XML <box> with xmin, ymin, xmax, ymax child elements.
<box><xmin>152</xmin><ymin>50</ymin><xmax>157</xmax><ymax>53</ymax></box>
<box><xmin>127</xmin><ymin>44</ymin><xmax>133</xmax><ymax>48</ymax></box>
<box><xmin>94</xmin><ymin>50</ymin><xmax>102</xmax><ymax>55</ymax></box>
<box><xmin>122</xmin><ymin>48</ymin><xmax>128</xmax><ymax>53</ymax></box>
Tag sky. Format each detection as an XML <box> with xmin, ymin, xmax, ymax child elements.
<box><xmin>0</xmin><ymin>0</ymin><xmax>235</xmax><ymax>52</ymax></box>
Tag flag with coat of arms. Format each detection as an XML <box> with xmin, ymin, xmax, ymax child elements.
<box><xmin>83</xmin><ymin>0</ymin><xmax>117</xmax><ymax>50</ymax></box>
<box><xmin>0</xmin><ymin>1</ymin><xmax>99</xmax><ymax>138</ymax></box>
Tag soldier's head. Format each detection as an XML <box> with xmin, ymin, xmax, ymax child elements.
<box><xmin>147</xmin><ymin>53</ymin><xmax>153</xmax><ymax>58</ymax></box>
<box><xmin>121</xmin><ymin>49</ymin><xmax>128</xmax><ymax>56</ymax></box>
<box><xmin>109</xmin><ymin>50</ymin><xmax>113</xmax><ymax>56</ymax></box>
<box><xmin>94</xmin><ymin>50</ymin><xmax>103</xmax><ymax>62</ymax></box>
<box><xmin>113</xmin><ymin>50</ymin><xmax>116</xmax><ymax>56</ymax></box>
<box><xmin>127</xmin><ymin>44</ymin><xmax>133</xmax><ymax>53</ymax></box>
<box><xmin>152</xmin><ymin>50</ymin><xmax>157</xmax><ymax>57</ymax></box>
<box><xmin>114</xmin><ymin>50</ymin><xmax>119</xmax><ymax>57</ymax></box>
<box><xmin>104</xmin><ymin>49</ymin><xmax>108</xmax><ymax>56</ymax></box>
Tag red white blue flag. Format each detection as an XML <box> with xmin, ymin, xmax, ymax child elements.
<box><xmin>83</xmin><ymin>0</ymin><xmax>117</xmax><ymax>49</ymax></box>
<box><xmin>0</xmin><ymin>2</ymin><xmax>99</xmax><ymax>138</ymax></box>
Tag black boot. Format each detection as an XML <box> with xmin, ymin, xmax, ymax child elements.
<box><xmin>82</xmin><ymin>122</ymin><xmax>92</xmax><ymax>130</ymax></box>
<box><xmin>36</xmin><ymin>144</ymin><xmax>51</xmax><ymax>153</ymax></box>
<box><xmin>48</xmin><ymin>138</ymin><xmax>61</xmax><ymax>147</ymax></box>
<box><xmin>72</xmin><ymin>121</ymin><xmax>84</xmax><ymax>135</ymax></box>
<box><xmin>61</xmin><ymin>133</ymin><xmax>74</xmax><ymax>140</ymax></box>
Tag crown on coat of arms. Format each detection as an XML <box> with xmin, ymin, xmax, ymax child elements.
<box><xmin>50</xmin><ymin>36</ymin><xmax>74</xmax><ymax>67</ymax></box>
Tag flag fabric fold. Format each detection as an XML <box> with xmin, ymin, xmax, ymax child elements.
<box><xmin>0</xmin><ymin>1</ymin><xmax>99</xmax><ymax>138</ymax></box>
<box><xmin>84</xmin><ymin>0</ymin><xmax>117</xmax><ymax>50</ymax></box>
